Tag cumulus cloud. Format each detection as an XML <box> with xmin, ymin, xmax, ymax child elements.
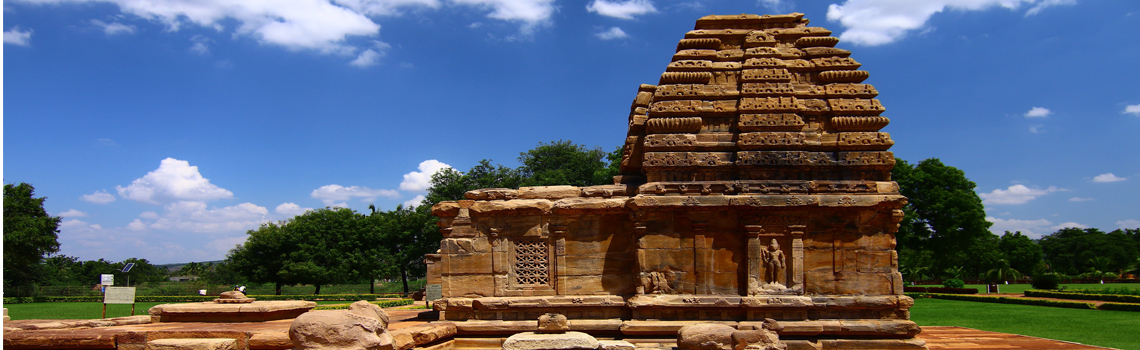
<box><xmin>978</xmin><ymin>184</ymin><xmax>1061</xmax><ymax>205</ymax></box>
<box><xmin>456</xmin><ymin>0</ymin><xmax>556</xmax><ymax>24</ymax></box>
<box><xmin>4</xmin><ymin>26</ymin><xmax>33</xmax><ymax>46</ymax></box>
<box><xmin>82</xmin><ymin>190</ymin><xmax>117</xmax><ymax>204</ymax></box>
<box><xmin>349</xmin><ymin>41</ymin><xmax>390</xmax><ymax>67</ymax></box>
<box><xmin>399</xmin><ymin>160</ymin><xmax>453</xmax><ymax>191</ymax></box>
<box><xmin>116</xmin><ymin>158</ymin><xmax>234</xmax><ymax>204</ymax></box>
<box><xmin>126</xmin><ymin>219</ymin><xmax>148</xmax><ymax>231</ymax></box>
<box><xmin>586</xmin><ymin>0</ymin><xmax>657</xmax><ymax>19</ymax></box>
<box><xmin>311</xmin><ymin>184</ymin><xmax>400</xmax><ymax>206</ymax></box>
<box><xmin>275</xmin><ymin>202</ymin><xmax>314</xmax><ymax>216</ymax></box>
<box><xmin>91</xmin><ymin>19</ymin><xmax>136</xmax><ymax>35</ymax></box>
<box><xmin>1118</xmin><ymin>219</ymin><xmax>1140</xmax><ymax>229</ymax></box>
<box><xmin>146</xmin><ymin>201</ymin><xmax>269</xmax><ymax>233</ymax></box>
<box><xmin>1028</xmin><ymin>124</ymin><xmax>1044</xmax><ymax>133</ymax></box>
<box><xmin>1068</xmin><ymin>197</ymin><xmax>1093</xmax><ymax>202</ymax></box>
<box><xmin>1125</xmin><ymin>104</ymin><xmax>1140</xmax><ymax>116</ymax></box>
<box><xmin>987</xmin><ymin>216</ymin><xmax>1086</xmax><ymax>238</ymax></box>
<box><xmin>190</xmin><ymin>35</ymin><xmax>211</xmax><ymax>55</ymax></box>
<box><xmin>58</xmin><ymin>209</ymin><xmax>89</xmax><ymax>218</ymax></box>
<box><xmin>595</xmin><ymin>26</ymin><xmax>628</xmax><ymax>40</ymax></box>
<box><xmin>1024</xmin><ymin>107</ymin><xmax>1051</xmax><ymax>117</ymax></box>
<box><xmin>403</xmin><ymin>195</ymin><xmax>427</xmax><ymax>208</ymax></box>
<box><xmin>1093</xmin><ymin>173</ymin><xmax>1127</xmax><ymax>183</ymax></box>
<box><xmin>826</xmin><ymin>0</ymin><xmax>1075</xmax><ymax>46</ymax></box>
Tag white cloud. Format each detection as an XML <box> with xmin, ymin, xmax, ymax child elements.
<box><xmin>190</xmin><ymin>35</ymin><xmax>211</xmax><ymax>55</ymax></box>
<box><xmin>987</xmin><ymin>216</ymin><xmax>1086</xmax><ymax>238</ymax></box>
<box><xmin>139</xmin><ymin>211</ymin><xmax>160</xmax><ymax>219</ymax></box>
<box><xmin>1024</xmin><ymin>106</ymin><xmax>1051</xmax><ymax>117</ymax></box>
<box><xmin>1028</xmin><ymin>124</ymin><xmax>1044</xmax><ymax>133</ymax></box>
<box><xmin>586</xmin><ymin>0</ymin><xmax>656</xmax><ymax>19</ymax></box>
<box><xmin>58</xmin><ymin>209</ymin><xmax>89</xmax><ymax>218</ymax></box>
<box><xmin>826</xmin><ymin>0</ymin><xmax>1075</xmax><ymax>46</ymax></box>
<box><xmin>1118</xmin><ymin>219</ymin><xmax>1140</xmax><ymax>229</ymax></box>
<box><xmin>91</xmin><ymin>19</ymin><xmax>136</xmax><ymax>35</ymax></box>
<box><xmin>206</xmin><ymin>236</ymin><xmax>248</xmax><ymax>255</ymax></box>
<box><xmin>978</xmin><ymin>184</ymin><xmax>1061</xmax><ymax>205</ymax></box>
<box><xmin>311</xmin><ymin>184</ymin><xmax>400</xmax><ymax>206</ymax></box>
<box><xmin>399</xmin><ymin>160</ymin><xmax>453</xmax><ymax>191</ymax></box>
<box><xmin>758</xmin><ymin>0</ymin><xmax>785</xmax><ymax>11</ymax></box>
<box><xmin>116</xmin><ymin>158</ymin><xmax>234</xmax><ymax>204</ymax></box>
<box><xmin>1025</xmin><ymin>0</ymin><xmax>1074</xmax><ymax>16</ymax></box>
<box><xmin>595</xmin><ymin>26</ymin><xmax>628</xmax><ymax>40</ymax></box>
<box><xmin>403</xmin><ymin>195</ymin><xmax>426</xmax><ymax>208</ymax></box>
<box><xmin>60</xmin><ymin>219</ymin><xmax>104</xmax><ymax>231</ymax></box>
<box><xmin>82</xmin><ymin>190</ymin><xmax>117</xmax><ymax>204</ymax></box>
<box><xmin>453</xmin><ymin>0</ymin><xmax>556</xmax><ymax>24</ymax></box>
<box><xmin>4</xmin><ymin>26</ymin><xmax>33</xmax><ymax>46</ymax></box>
<box><xmin>335</xmin><ymin>0</ymin><xmax>442</xmax><ymax>16</ymax></box>
<box><xmin>1093</xmin><ymin>173</ymin><xmax>1127</xmax><ymax>183</ymax></box>
<box><xmin>275</xmin><ymin>202</ymin><xmax>314</xmax><ymax>216</ymax></box>
<box><xmin>1068</xmin><ymin>197</ymin><xmax>1093</xmax><ymax>202</ymax></box>
<box><xmin>126</xmin><ymin>219</ymin><xmax>148</xmax><ymax>231</ymax></box>
<box><xmin>349</xmin><ymin>41</ymin><xmax>390</xmax><ymax>67</ymax></box>
<box><xmin>147</xmin><ymin>201</ymin><xmax>270</xmax><ymax>233</ymax></box>
<box><xmin>1124</xmin><ymin>104</ymin><xmax>1140</xmax><ymax>116</ymax></box>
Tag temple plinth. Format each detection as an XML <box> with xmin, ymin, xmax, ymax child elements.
<box><xmin>429</xmin><ymin>13</ymin><xmax>924</xmax><ymax>350</ymax></box>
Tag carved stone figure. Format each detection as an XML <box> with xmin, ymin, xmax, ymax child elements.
<box><xmin>638</xmin><ymin>271</ymin><xmax>675</xmax><ymax>295</ymax></box>
<box><xmin>762</xmin><ymin>239</ymin><xmax>786</xmax><ymax>286</ymax></box>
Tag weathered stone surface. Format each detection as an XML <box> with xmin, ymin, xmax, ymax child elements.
<box><xmin>598</xmin><ymin>340</ymin><xmax>636</xmax><ymax>350</ymax></box>
<box><xmin>289</xmin><ymin>301</ymin><xmax>393</xmax><ymax>350</ymax></box>
<box><xmin>150</xmin><ymin>301</ymin><xmax>315</xmax><ymax>323</ymax></box>
<box><xmin>147</xmin><ymin>338</ymin><xmax>235</xmax><ymax>350</ymax></box>
<box><xmin>502</xmin><ymin>331</ymin><xmax>599</xmax><ymax>350</ymax></box>
<box><xmin>677</xmin><ymin>323</ymin><xmax>736</xmax><ymax>350</ymax></box>
<box><xmin>428</xmin><ymin>12</ymin><xmax>921</xmax><ymax>349</ymax></box>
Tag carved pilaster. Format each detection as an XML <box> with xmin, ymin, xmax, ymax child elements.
<box><xmin>790</xmin><ymin>224</ymin><xmax>805</xmax><ymax>293</ymax></box>
<box><xmin>829</xmin><ymin>220</ymin><xmax>845</xmax><ymax>279</ymax></box>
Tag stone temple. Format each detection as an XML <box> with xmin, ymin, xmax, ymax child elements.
<box><xmin>427</xmin><ymin>13</ymin><xmax>924</xmax><ymax>349</ymax></box>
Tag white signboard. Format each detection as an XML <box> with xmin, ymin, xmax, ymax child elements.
<box><xmin>100</xmin><ymin>274</ymin><xmax>114</xmax><ymax>286</ymax></box>
<box><xmin>103</xmin><ymin>287</ymin><xmax>136</xmax><ymax>304</ymax></box>
<box><xmin>425</xmin><ymin>284</ymin><xmax>442</xmax><ymax>302</ymax></box>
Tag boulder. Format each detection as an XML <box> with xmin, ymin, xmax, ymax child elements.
<box><xmin>290</xmin><ymin>301</ymin><xmax>394</xmax><ymax>350</ymax></box>
<box><xmin>678</xmin><ymin>323</ymin><xmax>736</xmax><ymax>350</ymax></box>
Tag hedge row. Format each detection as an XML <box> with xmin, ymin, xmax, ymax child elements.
<box><xmin>313</xmin><ymin>299</ymin><xmax>415</xmax><ymax>310</ymax></box>
<box><xmin>1025</xmin><ymin>290</ymin><xmax>1140</xmax><ymax>303</ymax></box>
<box><xmin>1098</xmin><ymin>303</ymin><xmax>1140</xmax><ymax>312</ymax></box>
<box><xmin>907</xmin><ymin>293</ymin><xmax>1097</xmax><ymax>310</ymax></box>
<box><xmin>2</xmin><ymin>294</ymin><xmax>402</xmax><ymax>304</ymax></box>
<box><xmin>903</xmin><ymin>286</ymin><xmax>978</xmax><ymax>294</ymax></box>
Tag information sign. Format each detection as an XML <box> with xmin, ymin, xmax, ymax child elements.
<box><xmin>104</xmin><ymin>287</ymin><xmax>136</xmax><ymax>304</ymax></box>
<box><xmin>100</xmin><ymin>274</ymin><xmax>114</xmax><ymax>286</ymax></box>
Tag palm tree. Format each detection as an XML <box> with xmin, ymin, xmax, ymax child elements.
<box><xmin>985</xmin><ymin>259</ymin><xmax>1022</xmax><ymax>284</ymax></box>
<box><xmin>1082</xmin><ymin>256</ymin><xmax>1114</xmax><ymax>283</ymax></box>
<box><xmin>943</xmin><ymin>266</ymin><xmax>966</xmax><ymax>280</ymax></box>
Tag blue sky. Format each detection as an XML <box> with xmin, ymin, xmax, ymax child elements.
<box><xmin>3</xmin><ymin>0</ymin><xmax>1138</xmax><ymax>264</ymax></box>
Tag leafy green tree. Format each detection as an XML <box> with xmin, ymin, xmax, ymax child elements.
<box><xmin>4</xmin><ymin>183</ymin><xmax>63</xmax><ymax>291</ymax></box>
<box><xmin>373</xmin><ymin>204</ymin><xmax>440</xmax><ymax>294</ymax></box>
<box><xmin>113</xmin><ymin>258</ymin><xmax>168</xmax><ymax>285</ymax></box>
<box><xmin>278</xmin><ymin>207</ymin><xmax>370</xmax><ymax>294</ymax></box>
<box><xmin>424</xmin><ymin>160</ymin><xmax>524</xmax><ymax>207</ymax></box>
<box><xmin>518</xmin><ymin>140</ymin><xmax>612</xmax><ymax>187</ymax></box>
<box><xmin>998</xmin><ymin>231</ymin><xmax>1044</xmax><ymax>275</ymax></box>
<box><xmin>892</xmin><ymin>158</ymin><xmax>993</xmax><ymax>273</ymax></box>
<box><xmin>229</xmin><ymin>222</ymin><xmax>294</xmax><ymax>295</ymax></box>
<box><xmin>1038</xmin><ymin>227</ymin><xmax>1138</xmax><ymax>275</ymax></box>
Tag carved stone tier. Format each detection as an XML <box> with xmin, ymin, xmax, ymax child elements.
<box><xmin>429</xmin><ymin>12</ymin><xmax>923</xmax><ymax>350</ymax></box>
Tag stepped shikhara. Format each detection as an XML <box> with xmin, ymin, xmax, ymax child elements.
<box><xmin>428</xmin><ymin>13</ymin><xmax>925</xmax><ymax>349</ymax></box>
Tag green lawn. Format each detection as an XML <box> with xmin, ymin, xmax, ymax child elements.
<box><xmin>911</xmin><ymin>282</ymin><xmax>1140</xmax><ymax>294</ymax></box>
<box><xmin>4</xmin><ymin>302</ymin><xmax>173</xmax><ymax>320</ymax></box>
<box><xmin>911</xmin><ymin>297</ymin><xmax>1140</xmax><ymax>350</ymax></box>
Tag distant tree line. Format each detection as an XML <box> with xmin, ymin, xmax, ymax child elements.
<box><xmin>893</xmin><ymin>158</ymin><xmax>1140</xmax><ymax>283</ymax></box>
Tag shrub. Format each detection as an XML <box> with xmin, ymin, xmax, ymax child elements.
<box><xmin>1030</xmin><ymin>273</ymin><xmax>1060</xmax><ymax>290</ymax></box>
<box><xmin>943</xmin><ymin>278</ymin><xmax>965</xmax><ymax>289</ymax></box>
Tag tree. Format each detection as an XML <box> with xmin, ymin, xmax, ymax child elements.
<box><xmin>892</xmin><ymin>158</ymin><xmax>993</xmax><ymax>273</ymax></box>
<box><xmin>374</xmin><ymin>204</ymin><xmax>440</xmax><ymax>295</ymax></box>
<box><xmin>229</xmin><ymin>221</ymin><xmax>295</xmax><ymax>295</ymax></box>
<box><xmin>1038</xmin><ymin>227</ymin><xmax>1138</xmax><ymax>275</ymax></box>
<box><xmin>984</xmin><ymin>259</ymin><xmax>1022</xmax><ymax>283</ymax></box>
<box><xmin>424</xmin><ymin>160</ymin><xmax>524</xmax><ymax>207</ymax></box>
<box><xmin>518</xmin><ymin>140</ymin><xmax>612</xmax><ymax>187</ymax></box>
<box><xmin>998</xmin><ymin>231</ymin><xmax>1044</xmax><ymax>275</ymax></box>
<box><xmin>4</xmin><ymin>183</ymin><xmax>63</xmax><ymax>291</ymax></box>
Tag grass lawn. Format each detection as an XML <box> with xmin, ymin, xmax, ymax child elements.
<box><xmin>4</xmin><ymin>302</ymin><xmax>175</xmax><ymax>320</ymax></box>
<box><xmin>911</xmin><ymin>297</ymin><xmax>1140</xmax><ymax>350</ymax></box>
<box><xmin>911</xmin><ymin>282</ymin><xmax>1140</xmax><ymax>294</ymax></box>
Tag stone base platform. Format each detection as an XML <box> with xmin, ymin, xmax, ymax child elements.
<box><xmin>147</xmin><ymin>301</ymin><xmax>316</xmax><ymax>323</ymax></box>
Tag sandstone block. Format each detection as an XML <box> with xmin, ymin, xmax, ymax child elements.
<box><xmin>678</xmin><ymin>323</ymin><xmax>736</xmax><ymax>350</ymax></box>
<box><xmin>502</xmin><ymin>331</ymin><xmax>599</xmax><ymax>350</ymax></box>
<box><xmin>289</xmin><ymin>301</ymin><xmax>393</xmax><ymax>350</ymax></box>
<box><xmin>146</xmin><ymin>338</ymin><xmax>236</xmax><ymax>350</ymax></box>
<box><xmin>598</xmin><ymin>340</ymin><xmax>636</xmax><ymax>350</ymax></box>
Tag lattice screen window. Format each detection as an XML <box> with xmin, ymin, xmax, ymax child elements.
<box><xmin>513</xmin><ymin>239</ymin><xmax>549</xmax><ymax>286</ymax></box>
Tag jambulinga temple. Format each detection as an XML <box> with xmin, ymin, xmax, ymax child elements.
<box><xmin>427</xmin><ymin>13</ymin><xmax>925</xmax><ymax>350</ymax></box>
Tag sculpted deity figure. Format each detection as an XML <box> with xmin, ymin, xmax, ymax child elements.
<box><xmin>762</xmin><ymin>239</ymin><xmax>786</xmax><ymax>285</ymax></box>
<box><xmin>637</xmin><ymin>271</ymin><xmax>675</xmax><ymax>294</ymax></box>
